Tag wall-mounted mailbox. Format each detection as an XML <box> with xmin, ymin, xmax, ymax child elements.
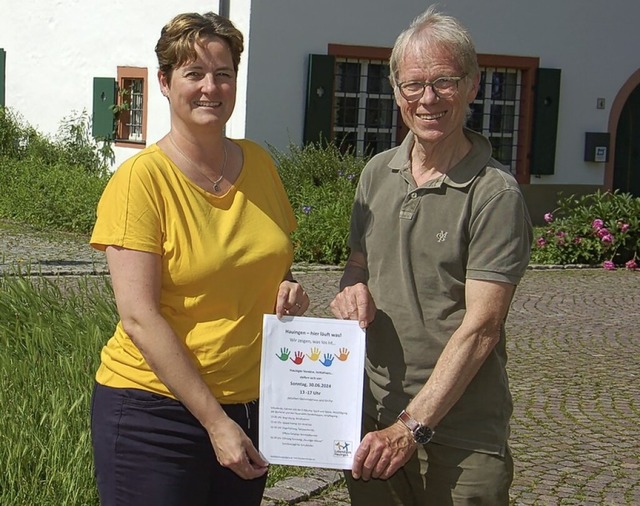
<box><xmin>584</xmin><ymin>132</ymin><xmax>610</xmax><ymax>162</ymax></box>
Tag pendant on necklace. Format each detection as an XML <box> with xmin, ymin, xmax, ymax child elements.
<box><xmin>167</xmin><ymin>134</ymin><xmax>227</xmax><ymax>193</ymax></box>
<box><xmin>212</xmin><ymin>172</ymin><xmax>224</xmax><ymax>192</ymax></box>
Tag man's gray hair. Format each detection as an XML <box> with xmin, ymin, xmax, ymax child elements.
<box><xmin>389</xmin><ymin>5</ymin><xmax>480</xmax><ymax>87</ymax></box>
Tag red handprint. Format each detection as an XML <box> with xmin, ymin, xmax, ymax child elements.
<box><xmin>290</xmin><ymin>351</ymin><xmax>305</xmax><ymax>365</ymax></box>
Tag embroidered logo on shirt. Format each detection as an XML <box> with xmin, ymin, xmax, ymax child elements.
<box><xmin>436</xmin><ymin>230</ymin><xmax>448</xmax><ymax>243</ymax></box>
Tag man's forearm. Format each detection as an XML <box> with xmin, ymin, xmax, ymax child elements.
<box><xmin>339</xmin><ymin>256</ymin><xmax>368</xmax><ymax>290</ymax></box>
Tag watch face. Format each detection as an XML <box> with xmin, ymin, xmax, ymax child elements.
<box><xmin>414</xmin><ymin>426</ymin><xmax>433</xmax><ymax>444</ymax></box>
<box><xmin>397</xmin><ymin>410</ymin><xmax>434</xmax><ymax>444</ymax></box>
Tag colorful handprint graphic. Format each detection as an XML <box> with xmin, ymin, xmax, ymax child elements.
<box><xmin>276</xmin><ymin>347</ymin><xmax>290</xmax><ymax>361</ymax></box>
<box><xmin>307</xmin><ymin>347</ymin><xmax>321</xmax><ymax>361</ymax></box>
<box><xmin>320</xmin><ymin>353</ymin><xmax>334</xmax><ymax>367</ymax></box>
<box><xmin>275</xmin><ymin>347</ymin><xmax>349</xmax><ymax>368</ymax></box>
<box><xmin>336</xmin><ymin>347</ymin><xmax>350</xmax><ymax>361</ymax></box>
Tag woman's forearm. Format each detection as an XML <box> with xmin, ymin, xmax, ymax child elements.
<box><xmin>123</xmin><ymin>312</ymin><xmax>227</xmax><ymax>431</ymax></box>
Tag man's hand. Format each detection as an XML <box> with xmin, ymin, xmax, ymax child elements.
<box><xmin>351</xmin><ymin>422</ymin><xmax>417</xmax><ymax>481</ymax></box>
<box><xmin>330</xmin><ymin>282</ymin><xmax>377</xmax><ymax>329</ymax></box>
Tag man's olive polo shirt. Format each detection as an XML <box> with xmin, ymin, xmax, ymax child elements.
<box><xmin>349</xmin><ymin>129</ymin><xmax>532</xmax><ymax>456</ymax></box>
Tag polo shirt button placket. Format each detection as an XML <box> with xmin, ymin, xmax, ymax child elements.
<box><xmin>400</xmin><ymin>190</ymin><xmax>421</xmax><ymax>220</ymax></box>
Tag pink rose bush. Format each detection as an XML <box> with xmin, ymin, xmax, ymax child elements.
<box><xmin>530</xmin><ymin>191</ymin><xmax>639</xmax><ymax>269</ymax></box>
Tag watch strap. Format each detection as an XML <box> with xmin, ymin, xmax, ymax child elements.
<box><xmin>397</xmin><ymin>410</ymin><xmax>434</xmax><ymax>444</ymax></box>
<box><xmin>397</xmin><ymin>410</ymin><xmax>420</xmax><ymax>432</ymax></box>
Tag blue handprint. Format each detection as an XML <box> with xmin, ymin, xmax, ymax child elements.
<box><xmin>319</xmin><ymin>353</ymin><xmax>334</xmax><ymax>367</ymax></box>
<box><xmin>276</xmin><ymin>347</ymin><xmax>291</xmax><ymax>361</ymax></box>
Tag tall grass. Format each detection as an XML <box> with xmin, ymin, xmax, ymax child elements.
<box><xmin>0</xmin><ymin>274</ymin><xmax>306</xmax><ymax>505</ymax></box>
<box><xmin>0</xmin><ymin>275</ymin><xmax>116</xmax><ymax>505</ymax></box>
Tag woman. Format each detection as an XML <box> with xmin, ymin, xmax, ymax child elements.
<box><xmin>90</xmin><ymin>12</ymin><xmax>309</xmax><ymax>506</ymax></box>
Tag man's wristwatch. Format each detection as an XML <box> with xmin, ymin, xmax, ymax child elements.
<box><xmin>397</xmin><ymin>410</ymin><xmax>434</xmax><ymax>444</ymax></box>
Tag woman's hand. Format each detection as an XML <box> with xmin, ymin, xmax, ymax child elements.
<box><xmin>207</xmin><ymin>415</ymin><xmax>269</xmax><ymax>479</ymax></box>
<box><xmin>275</xmin><ymin>280</ymin><xmax>310</xmax><ymax>318</ymax></box>
<box><xmin>106</xmin><ymin>246</ymin><xmax>264</xmax><ymax>480</ymax></box>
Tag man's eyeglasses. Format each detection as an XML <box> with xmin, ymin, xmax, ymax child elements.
<box><xmin>396</xmin><ymin>75</ymin><xmax>466</xmax><ymax>102</ymax></box>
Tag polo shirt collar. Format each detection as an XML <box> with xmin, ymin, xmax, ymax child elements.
<box><xmin>389</xmin><ymin>128</ymin><xmax>493</xmax><ymax>189</ymax></box>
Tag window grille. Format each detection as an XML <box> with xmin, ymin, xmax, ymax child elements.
<box><xmin>333</xmin><ymin>58</ymin><xmax>398</xmax><ymax>156</ymax></box>
<box><xmin>123</xmin><ymin>78</ymin><xmax>144</xmax><ymax>142</ymax></box>
<box><xmin>468</xmin><ymin>67</ymin><xmax>523</xmax><ymax>175</ymax></box>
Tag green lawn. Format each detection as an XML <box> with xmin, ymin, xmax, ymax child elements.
<box><xmin>0</xmin><ymin>274</ymin><xmax>306</xmax><ymax>505</ymax></box>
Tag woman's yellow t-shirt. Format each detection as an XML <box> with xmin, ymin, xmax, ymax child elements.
<box><xmin>90</xmin><ymin>139</ymin><xmax>296</xmax><ymax>403</ymax></box>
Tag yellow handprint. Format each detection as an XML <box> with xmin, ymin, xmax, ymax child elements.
<box><xmin>307</xmin><ymin>347</ymin><xmax>321</xmax><ymax>361</ymax></box>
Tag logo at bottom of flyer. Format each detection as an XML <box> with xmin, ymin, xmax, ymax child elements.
<box><xmin>333</xmin><ymin>440</ymin><xmax>353</xmax><ymax>457</ymax></box>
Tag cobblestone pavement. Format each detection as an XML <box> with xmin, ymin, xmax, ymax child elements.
<box><xmin>1</xmin><ymin>223</ymin><xmax>639</xmax><ymax>505</ymax></box>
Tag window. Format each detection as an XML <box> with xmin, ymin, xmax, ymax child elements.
<box><xmin>333</xmin><ymin>57</ymin><xmax>398</xmax><ymax>156</ymax></box>
<box><xmin>304</xmin><ymin>50</ymin><xmax>542</xmax><ymax>182</ymax></box>
<box><xmin>115</xmin><ymin>66</ymin><xmax>148</xmax><ymax>146</ymax></box>
<box><xmin>469</xmin><ymin>68</ymin><xmax>521</xmax><ymax>173</ymax></box>
<box><xmin>304</xmin><ymin>45</ymin><xmax>405</xmax><ymax>158</ymax></box>
<box><xmin>470</xmin><ymin>55</ymin><xmax>539</xmax><ymax>183</ymax></box>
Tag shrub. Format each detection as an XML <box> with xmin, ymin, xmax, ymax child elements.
<box><xmin>530</xmin><ymin>190</ymin><xmax>640</xmax><ymax>269</ymax></box>
<box><xmin>0</xmin><ymin>108</ymin><xmax>112</xmax><ymax>233</ymax></box>
<box><xmin>2</xmin><ymin>107</ymin><xmax>369</xmax><ymax>262</ymax></box>
<box><xmin>0</xmin><ymin>158</ymin><xmax>108</xmax><ymax>233</ymax></box>
<box><xmin>55</xmin><ymin>111</ymin><xmax>115</xmax><ymax>176</ymax></box>
<box><xmin>270</xmin><ymin>141</ymin><xmax>367</xmax><ymax>265</ymax></box>
<box><xmin>0</xmin><ymin>107</ymin><xmax>25</xmax><ymax>159</ymax></box>
<box><xmin>1</xmin><ymin>108</ymin><xmax>111</xmax><ymax>170</ymax></box>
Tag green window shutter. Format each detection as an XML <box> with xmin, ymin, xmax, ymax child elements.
<box><xmin>0</xmin><ymin>49</ymin><xmax>6</xmax><ymax>107</ymax></box>
<box><xmin>303</xmin><ymin>54</ymin><xmax>335</xmax><ymax>145</ymax></box>
<box><xmin>92</xmin><ymin>77</ymin><xmax>116</xmax><ymax>139</ymax></box>
<box><xmin>530</xmin><ymin>68</ymin><xmax>561</xmax><ymax>176</ymax></box>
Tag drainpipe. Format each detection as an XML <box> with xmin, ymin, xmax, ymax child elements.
<box><xmin>219</xmin><ymin>0</ymin><xmax>230</xmax><ymax>17</ymax></box>
<box><xmin>218</xmin><ymin>0</ymin><xmax>231</xmax><ymax>137</ymax></box>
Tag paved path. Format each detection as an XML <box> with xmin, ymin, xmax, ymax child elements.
<box><xmin>1</xmin><ymin>223</ymin><xmax>639</xmax><ymax>505</ymax></box>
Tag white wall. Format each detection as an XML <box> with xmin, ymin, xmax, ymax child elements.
<box><xmin>224</xmin><ymin>0</ymin><xmax>252</xmax><ymax>142</ymax></box>
<box><xmin>244</xmin><ymin>0</ymin><xmax>640</xmax><ymax>186</ymax></box>
<box><xmin>2</xmin><ymin>0</ymin><xmax>639</xmax><ymax>187</ymax></box>
<box><xmin>0</xmin><ymin>0</ymin><xmax>237</xmax><ymax>168</ymax></box>
<box><xmin>244</xmin><ymin>0</ymin><xmax>414</xmax><ymax>150</ymax></box>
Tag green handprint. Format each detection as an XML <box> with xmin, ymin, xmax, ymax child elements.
<box><xmin>276</xmin><ymin>347</ymin><xmax>291</xmax><ymax>361</ymax></box>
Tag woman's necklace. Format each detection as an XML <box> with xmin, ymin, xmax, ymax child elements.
<box><xmin>168</xmin><ymin>134</ymin><xmax>228</xmax><ymax>192</ymax></box>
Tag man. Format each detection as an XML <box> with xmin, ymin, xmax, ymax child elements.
<box><xmin>330</xmin><ymin>6</ymin><xmax>532</xmax><ymax>505</ymax></box>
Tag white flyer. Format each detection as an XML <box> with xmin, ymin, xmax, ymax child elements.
<box><xmin>259</xmin><ymin>315</ymin><xmax>366</xmax><ymax>469</ymax></box>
